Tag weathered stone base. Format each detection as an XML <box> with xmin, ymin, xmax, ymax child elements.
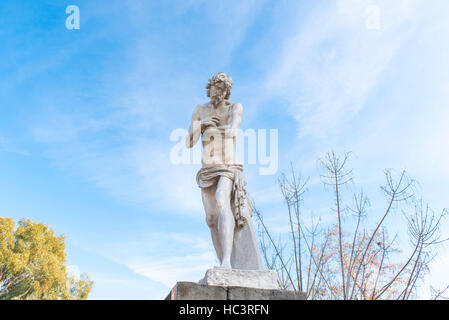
<box><xmin>165</xmin><ymin>282</ymin><xmax>306</xmax><ymax>300</ymax></box>
<box><xmin>199</xmin><ymin>267</ymin><xmax>280</xmax><ymax>290</ymax></box>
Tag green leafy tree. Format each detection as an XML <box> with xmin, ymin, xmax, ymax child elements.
<box><xmin>0</xmin><ymin>218</ymin><xmax>93</xmax><ymax>300</ymax></box>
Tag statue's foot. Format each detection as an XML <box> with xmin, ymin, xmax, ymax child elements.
<box><xmin>217</xmin><ymin>262</ymin><xmax>232</xmax><ymax>269</ymax></box>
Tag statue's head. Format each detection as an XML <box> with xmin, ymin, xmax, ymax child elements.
<box><xmin>206</xmin><ymin>72</ymin><xmax>233</xmax><ymax>102</ymax></box>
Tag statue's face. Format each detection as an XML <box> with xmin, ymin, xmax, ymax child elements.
<box><xmin>209</xmin><ymin>81</ymin><xmax>227</xmax><ymax>102</ymax></box>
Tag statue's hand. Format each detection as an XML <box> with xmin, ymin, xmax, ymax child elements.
<box><xmin>201</xmin><ymin>116</ymin><xmax>220</xmax><ymax>132</ymax></box>
<box><xmin>216</xmin><ymin>124</ymin><xmax>230</xmax><ymax>130</ymax></box>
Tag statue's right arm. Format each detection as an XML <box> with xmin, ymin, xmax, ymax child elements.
<box><xmin>185</xmin><ymin>105</ymin><xmax>201</xmax><ymax>148</ymax></box>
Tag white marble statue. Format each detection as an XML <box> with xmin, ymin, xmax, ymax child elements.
<box><xmin>186</xmin><ymin>72</ymin><xmax>263</xmax><ymax>270</ymax></box>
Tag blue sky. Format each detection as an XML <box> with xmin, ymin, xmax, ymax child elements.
<box><xmin>1</xmin><ymin>0</ymin><xmax>448</xmax><ymax>299</ymax></box>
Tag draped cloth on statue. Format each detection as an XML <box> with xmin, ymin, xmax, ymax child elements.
<box><xmin>196</xmin><ymin>164</ymin><xmax>263</xmax><ymax>270</ymax></box>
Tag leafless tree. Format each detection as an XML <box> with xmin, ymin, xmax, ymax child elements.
<box><xmin>254</xmin><ymin>150</ymin><xmax>448</xmax><ymax>300</ymax></box>
<box><xmin>431</xmin><ymin>285</ymin><xmax>449</xmax><ymax>300</ymax></box>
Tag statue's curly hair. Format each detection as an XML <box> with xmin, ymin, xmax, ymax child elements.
<box><xmin>206</xmin><ymin>72</ymin><xmax>233</xmax><ymax>100</ymax></box>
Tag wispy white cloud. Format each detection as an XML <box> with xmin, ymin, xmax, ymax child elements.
<box><xmin>0</xmin><ymin>136</ymin><xmax>30</xmax><ymax>156</ymax></box>
<box><xmin>26</xmin><ymin>0</ymin><xmax>269</xmax><ymax>216</ymax></box>
<box><xmin>94</xmin><ymin>232</ymin><xmax>216</xmax><ymax>288</ymax></box>
<box><xmin>250</xmin><ymin>185</ymin><xmax>283</xmax><ymax>206</ymax></box>
<box><xmin>31</xmin><ymin>123</ymin><xmax>204</xmax><ymax>214</ymax></box>
<box><xmin>265</xmin><ymin>0</ymin><xmax>425</xmax><ymax>139</ymax></box>
<box><xmin>128</xmin><ymin>252</ymin><xmax>216</xmax><ymax>288</ymax></box>
<box><xmin>253</xmin><ymin>0</ymin><xmax>449</xmax><ymax>218</ymax></box>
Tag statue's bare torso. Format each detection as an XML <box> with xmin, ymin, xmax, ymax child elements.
<box><xmin>187</xmin><ymin>100</ymin><xmax>243</xmax><ymax>168</ymax></box>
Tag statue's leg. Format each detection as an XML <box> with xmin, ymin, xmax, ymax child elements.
<box><xmin>216</xmin><ymin>176</ymin><xmax>235</xmax><ymax>269</ymax></box>
<box><xmin>201</xmin><ymin>184</ymin><xmax>222</xmax><ymax>263</ymax></box>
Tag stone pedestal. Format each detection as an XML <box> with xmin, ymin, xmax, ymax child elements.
<box><xmin>166</xmin><ymin>268</ymin><xmax>305</xmax><ymax>300</ymax></box>
<box><xmin>199</xmin><ymin>267</ymin><xmax>280</xmax><ymax>290</ymax></box>
<box><xmin>165</xmin><ymin>282</ymin><xmax>305</xmax><ymax>300</ymax></box>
